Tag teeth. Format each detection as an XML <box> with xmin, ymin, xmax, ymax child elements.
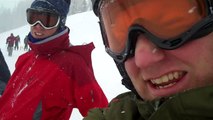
<box><xmin>174</xmin><ymin>72</ymin><xmax>179</xmax><ymax>79</ymax></box>
<box><xmin>168</xmin><ymin>73</ymin><xmax>173</xmax><ymax>80</ymax></box>
<box><xmin>162</xmin><ymin>75</ymin><xmax>168</xmax><ymax>82</ymax></box>
<box><xmin>150</xmin><ymin>71</ymin><xmax>184</xmax><ymax>88</ymax></box>
<box><xmin>35</xmin><ymin>32</ymin><xmax>42</xmax><ymax>36</ymax></box>
<box><xmin>158</xmin><ymin>82</ymin><xmax>176</xmax><ymax>89</ymax></box>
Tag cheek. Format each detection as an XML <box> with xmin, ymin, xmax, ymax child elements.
<box><xmin>125</xmin><ymin>58</ymin><xmax>153</xmax><ymax>100</ymax></box>
<box><xmin>173</xmin><ymin>34</ymin><xmax>213</xmax><ymax>85</ymax></box>
<box><xmin>125</xmin><ymin>58</ymin><xmax>140</xmax><ymax>80</ymax></box>
<box><xmin>125</xmin><ymin>59</ymin><xmax>144</xmax><ymax>90</ymax></box>
<box><xmin>43</xmin><ymin>29</ymin><xmax>57</xmax><ymax>37</ymax></box>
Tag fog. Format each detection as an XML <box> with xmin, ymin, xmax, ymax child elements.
<box><xmin>0</xmin><ymin>0</ymin><xmax>23</xmax><ymax>10</ymax></box>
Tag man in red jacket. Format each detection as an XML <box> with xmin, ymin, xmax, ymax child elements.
<box><xmin>6</xmin><ymin>33</ymin><xmax>16</xmax><ymax>56</ymax></box>
<box><xmin>0</xmin><ymin>0</ymin><xmax>108</xmax><ymax>119</ymax></box>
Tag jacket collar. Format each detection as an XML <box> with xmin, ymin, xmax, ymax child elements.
<box><xmin>136</xmin><ymin>85</ymin><xmax>213</xmax><ymax>119</ymax></box>
<box><xmin>28</xmin><ymin>28</ymin><xmax>70</xmax><ymax>55</ymax></box>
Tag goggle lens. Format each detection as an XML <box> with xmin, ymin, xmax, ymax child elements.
<box><xmin>27</xmin><ymin>9</ymin><xmax>60</xmax><ymax>29</ymax></box>
<box><xmin>98</xmin><ymin>0</ymin><xmax>212</xmax><ymax>61</ymax></box>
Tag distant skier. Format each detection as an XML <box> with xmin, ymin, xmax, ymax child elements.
<box><xmin>24</xmin><ymin>35</ymin><xmax>29</xmax><ymax>51</ymax></box>
<box><xmin>6</xmin><ymin>33</ymin><xmax>16</xmax><ymax>56</ymax></box>
<box><xmin>14</xmin><ymin>35</ymin><xmax>20</xmax><ymax>50</ymax></box>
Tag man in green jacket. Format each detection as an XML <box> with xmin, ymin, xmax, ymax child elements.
<box><xmin>84</xmin><ymin>0</ymin><xmax>213</xmax><ymax>119</ymax></box>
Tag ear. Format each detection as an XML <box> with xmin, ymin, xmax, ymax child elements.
<box><xmin>64</xmin><ymin>0</ymin><xmax>71</xmax><ymax>5</ymax></box>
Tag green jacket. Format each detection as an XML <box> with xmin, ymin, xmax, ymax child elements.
<box><xmin>84</xmin><ymin>85</ymin><xmax>213</xmax><ymax>120</ymax></box>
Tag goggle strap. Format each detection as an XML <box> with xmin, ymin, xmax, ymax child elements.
<box><xmin>207</xmin><ymin>0</ymin><xmax>213</xmax><ymax>13</ymax></box>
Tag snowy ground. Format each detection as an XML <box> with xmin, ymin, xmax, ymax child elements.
<box><xmin>0</xmin><ymin>11</ymin><xmax>129</xmax><ymax>119</ymax></box>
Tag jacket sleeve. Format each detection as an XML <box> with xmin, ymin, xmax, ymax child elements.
<box><xmin>0</xmin><ymin>50</ymin><xmax>11</xmax><ymax>95</ymax></box>
<box><xmin>83</xmin><ymin>108</ymin><xmax>105</xmax><ymax>120</ymax></box>
<box><xmin>72</xmin><ymin>57</ymin><xmax>108</xmax><ymax>117</ymax></box>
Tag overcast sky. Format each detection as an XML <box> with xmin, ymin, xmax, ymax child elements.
<box><xmin>0</xmin><ymin>0</ymin><xmax>24</xmax><ymax>10</ymax></box>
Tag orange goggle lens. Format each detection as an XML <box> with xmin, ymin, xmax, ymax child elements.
<box><xmin>99</xmin><ymin>0</ymin><xmax>208</xmax><ymax>54</ymax></box>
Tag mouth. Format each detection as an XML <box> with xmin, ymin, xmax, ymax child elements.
<box><xmin>34</xmin><ymin>32</ymin><xmax>43</xmax><ymax>36</ymax></box>
<box><xmin>149</xmin><ymin>71</ymin><xmax>186</xmax><ymax>89</ymax></box>
<box><xmin>33</xmin><ymin>32</ymin><xmax>44</xmax><ymax>39</ymax></box>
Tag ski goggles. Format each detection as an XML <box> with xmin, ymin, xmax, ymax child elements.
<box><xmin>96</xmin><ymin>0</ymin><xmax>213</xmax><ymax>62</ymax></box>
<box><xmin>26</xmin><ymin>8</ymin><xmax>60</xmax><ymax>30</ymax></box>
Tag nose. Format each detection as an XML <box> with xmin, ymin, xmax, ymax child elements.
<box><xmin>33</xmin><ymin>22</ymin><xmax>44</xmax><ymax>30</ymax></box>
<box><xmin>134</xmin><ymin>35</ymin><xmax>165</xmax><ymax>68</ymax></box>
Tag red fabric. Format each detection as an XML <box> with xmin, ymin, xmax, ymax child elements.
<box><xmin>0</xmin><ymin>29</ymin><xmax>108</xmax><ymax>119</ymax></box>
<box><xmin>6</xmin><ymin>35</ymin><xmax>16</xmax><ymax>47</ymax></box>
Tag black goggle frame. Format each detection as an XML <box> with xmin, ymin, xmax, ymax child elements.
<box><xmin>98</xmin><ymin>0</ymin><xmax>213</xmax><ymax>63</ymax></box>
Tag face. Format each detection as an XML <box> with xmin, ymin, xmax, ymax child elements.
<box><xmin>125</xmin><ymin>32</ymin><xmax>213</xmax><ymax>101</ymax></box>
<box><xmin>30</xmin><ymin>23</ymin><xmax>58</xmax><ymax>39</ymax></box>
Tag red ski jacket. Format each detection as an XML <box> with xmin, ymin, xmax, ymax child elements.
<box><xmin>6</xmin><ymin>35</ymin><xmax>16</xmax><ymax>47</ymax></box>
<box><xmin>0</xmin><ymin>28</ymin><xmax>108</xmax><ymax>120</ymax></box>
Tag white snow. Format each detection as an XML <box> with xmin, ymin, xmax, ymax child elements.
<box><xmin>0</xmin><ymin>11</ymin><xmax>129</xmax><ymax>119</ymax></box>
